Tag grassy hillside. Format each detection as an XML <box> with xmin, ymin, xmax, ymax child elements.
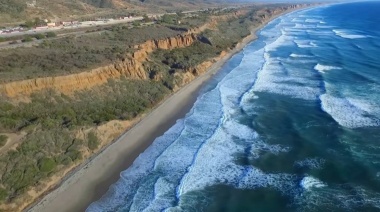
<box><xmin>0</xmin><ymin>0</ymin><xmax>26</xmax><ymax>14</ymax></box>
<box><xmin>0</xmin><ymin>0</ymin><xmax>229</xmax><ymax>25</ymax></box>
<box><xmin>0</xmin><ymin>0</ymin><xmax>133</xmax><ymax>25</ymax></box>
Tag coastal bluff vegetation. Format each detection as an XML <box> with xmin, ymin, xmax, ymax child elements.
<box><xmin>0</xmin><ymin>3</ymin><xmax>308</xmax><ymax>211</ymax></box>
<box><xmin>0</xmin><ymin>0</ymin><xmax>243</xmax><ymax>25</ymax></box>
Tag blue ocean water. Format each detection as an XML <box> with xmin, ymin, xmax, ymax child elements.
<box><xmin>88</xmin><ymin>2</ymin><xmax>380</xmax><ymax>211</ymax></box>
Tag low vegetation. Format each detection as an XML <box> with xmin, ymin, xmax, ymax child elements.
<box><xmin>87</xmin><ymin>131</ymin><xmax>99</xmax><ymax>151</ymax></box>
<box><xmin>0</xmin><ymin>25</ymin><xmax>185</xmax><ymax>83</ymax></box>
<box><xmin>147</xmin><ymin>9</ymin><xmax>258</xmax><ymax>80</ymax></box>
<box><xmin>0</xmin><ymin>135</ymin><xmax>7</xmax><ymax>147</ymax></box>
<box><xmin>0</xmin><ymin>79</ymin><xmax>169</xmax><ymax>202</ymax></box>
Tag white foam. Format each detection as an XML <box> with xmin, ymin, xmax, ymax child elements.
<box><xmin>314</xmin><ymin>64</ymin><xmax>342</xmax><ymax>73</ymax></box>
<box><xmin>295</xmin><ymin>158</ymin><xmax>325</xmax><ymax>169</ymax></box>
<box><xmin>89</xmin><ymin>9</ymin><xmax>376</xmax><ymax>211</ymax></box>
<box><xmin>347</xmin><ymin>98</ymin><xmax>378</xmax><ymax>115</ymax></box>
<box><xmin>253</xmin><ymin>54</ymin><xmax>322</xmax><ymax>100</ymax></box>
<box><xmin>290</xmin><ymin>53</ymin><xmax>312</xmax><ymax>58</ymax></box>
<box><xmin>294</xmin><ymin>23</ymin><xmax>315</xmax><ymax>29</ymax></box>
<box><xmin>295</xmin><ymin>183</ymin><xmax>380</xmax><ymax>210</ymax></box>
<box><xmin>264</xmin><ymin>33</ymin><xmax>293</xmax><ymax>52</ymax></box>
<box><xmin>176</xmin><ymin>119</ymin><xmax>295</xmax><ymax>197</ymax></box>
<box><xmin>306</xmin><ymin>29</ymin><xmax>333</xmax><ymax>36</ymax></box>
<box><xmin>86</xmin><ymin>118</ymin><xmax>188</xmax><ymax>212</ymax></box>
<box><xmin>175</xmin><ymin>54</ymin><xmax>297</xmax><ymax>199</ymax></box>
<box><xmin>300</xmin><ymin>176</ymin><xmax>326</xmax><ymax>190</ymax></box>
<box><xmin>320</xmin><ymin>94</ymin><xmax>380</xmax><ymax>128</ymax></box>
<box><xmin>250</xmin><ymin>140</ymin><xmax>291</xmax><ymax>160</ymax></box>
<box><xmin>294</xmin><ymin>40</ymin><xmax>318</xmax><ymax>48</ymax></box>
<box><xmin>291</xmin><ymin>18</ymin><xmax>304</xmax><ymax>23</ymax></box>
<box><xmin>305</xmin><ymin>18</ymin><xmax>321</xmax><ymax>23</ymax></box>
<box><xmin>333</xmin><ymin>29</ymin><xmax>367</xmax><ymax>39</ymax></box>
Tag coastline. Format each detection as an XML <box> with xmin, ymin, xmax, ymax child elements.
<box><xmin>27</xmin><ymin>6</ymin><xmax>309</xmax><ymax>212</ymax></box>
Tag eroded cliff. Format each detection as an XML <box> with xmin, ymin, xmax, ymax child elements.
<box><xmin>0</xmin><ymin>6</ymin><xmax>261</xmax><ymax>99</ymax></box>
<box><xmin>0</xmin><ymin>33</ymin><xmax>200</xmax><ymax>98</ymax></box>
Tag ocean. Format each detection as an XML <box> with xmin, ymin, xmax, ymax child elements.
<box><xmin>87</xmin><ymin>2</ymin><xmax>380</xmax><ymax>211</ymax></box>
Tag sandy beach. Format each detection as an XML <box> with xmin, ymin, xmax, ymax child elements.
<box><xmin>28</xmin><ymin>7</ymin><xmax>306</xmax><ymax>212</ymax></box>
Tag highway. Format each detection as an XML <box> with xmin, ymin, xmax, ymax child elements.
<box><xmin>0</xmin><ymin>16</ymin><xmax>143</xmax><ymax>38</ymax></box>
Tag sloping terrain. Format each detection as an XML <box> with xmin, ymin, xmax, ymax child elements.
<box><xmin>0</xmin><ymin>0</ymin><xmax>228</xmax><ymax>25</ymax></box>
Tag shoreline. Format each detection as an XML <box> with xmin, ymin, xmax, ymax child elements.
<box><xmin>27</xmin><ymin>6</ymin><xmax>309</xmax><ymax>212</ymax></box>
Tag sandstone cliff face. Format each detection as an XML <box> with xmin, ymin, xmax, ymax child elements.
<box><xmin>0</xmin><ymin>59</ymin><xmax>147</xmax><ymax>97</ymax></box>
<box><xmin>0</xmin><ymin>9</ymin><xmax>253</xmax><ymax>99</ymax></box>
<box><xmin>0</xmin><ymin>33</ymin><xmax>198</xmax><ymax>98</ymax></box>
<box><xmin>0</xmin><ymin>4</ymin><xmax>306</xmax><ymax>99</ymax></box>
<box><xmin>174</xmin><ymin>50</ymin><xmax>227</xmax><ymax>90</ymax></box>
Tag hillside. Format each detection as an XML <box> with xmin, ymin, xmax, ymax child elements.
<box><xmin>0</xmin><ymin>0</ymin><xmax>129</xmax><ymax>25</ymax></box>
<box><xmin>0</xmin><ymin>0</ymin><xmax>229</xmax><ymax>25</ymax></box>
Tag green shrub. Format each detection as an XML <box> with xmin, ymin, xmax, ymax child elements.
<box><xmin>21</xmin><ymin>36</ymin><xmax>33</xmax><ymax>42</ymax></box>
<box><xmin>87</xmin><ymin>131</ymin><xmax>99</xmax><ymax>150</ymax></box>
<box><xmin>45</xmin><ymin>32</ymin><xmax>56</xmax><ymax>38</ymax></box>
<box><xmin>38</xmin><ymin>157</ymin><xmax>57</xmax><ymax>173</ymax></box>
<box><xmin>160</xmin><ymin>14</ymin><xmax>178</xmax><ymax>25</ymax></box>
<box><xmin>0</xmin><ymin>135</ymin><xmax>7</xmax><ymax>147</ymax></box>
<box><xmin>34</xmin><ymin>33</ymin><xmax>46</xmax><ymax>40</ymax></box>
<box><xmin>65</xmin><ymin>150</ymin><xmax>82</xmax><ymax>161</ymax></box>
<box><xmin>0</xmin><ymin>187</ymin><xmax>7</xmax><ymax>202</ymax></box>
<box><xmin>0</xmin><ymin>188</ymin><xmax>8</xmax><ymax>202</ymax></box>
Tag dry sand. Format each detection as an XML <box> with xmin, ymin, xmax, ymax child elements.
<box><xmin>28</xmin><ymin>8</ymin><xmax>306</xmax><ymax>212</ymax></box>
